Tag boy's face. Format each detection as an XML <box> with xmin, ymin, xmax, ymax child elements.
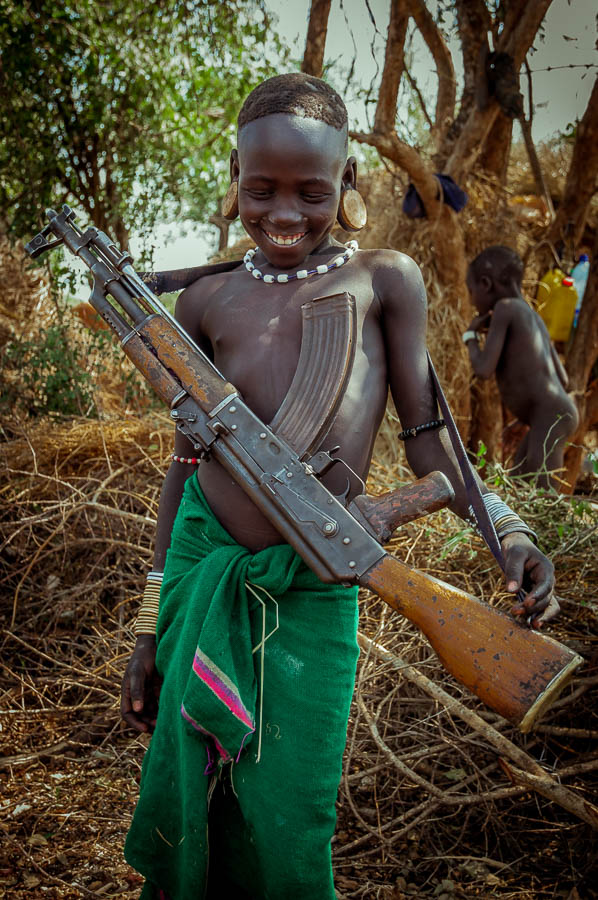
<box><xmin>466</xmin><ymin>268</ymin><xmax>493</xmax><ymax>314</ymax></box>
<box><xmin>234</xmin><ymin>114</ymin><xmax>350</xmax><ymax>269</ymax></box>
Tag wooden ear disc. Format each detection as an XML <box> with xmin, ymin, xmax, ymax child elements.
<box><xmin>221</xmin><ymin>181</ymin><xmax>239</xmax><ymax>220</ymax></box>
<box><xmin>337</xmin><ymin>188</ymin><xmax>367</xmax><ymax>232</ymax></box>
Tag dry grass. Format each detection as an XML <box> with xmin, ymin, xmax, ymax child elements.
<box><xmin>0</xmin><ymin>233</ymin><xmax>52</xmax><ymax>349</ymax></box>
<box><xmin>1</xmin><ymin>414</ymin><xmax>597</xmax><ymax>899</ymax></box>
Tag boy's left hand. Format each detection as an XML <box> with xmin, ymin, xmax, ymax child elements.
<box><xmin>468</xmin><ymin>313</ymin><xmax>491</xmax><ymax>332</ymax></box>
<box><xmin>500</xmin><ymin>532</ymin><xmax>559</xmax><ymax>628</ymax></box>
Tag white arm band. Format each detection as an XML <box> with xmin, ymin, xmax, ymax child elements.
<box><xmin>482</xmin><ymin>493</ymin><xmax>537</xmax><ymax>542</ymax></box>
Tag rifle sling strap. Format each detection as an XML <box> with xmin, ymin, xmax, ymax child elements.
<box><xmin>427</xmin><ymin>353</ymin><xmax>505</xmax><ymax>570</ymax></box>
<box><xmin>140</xmin><ymin>260</ymin><xmax>243</xmax><ymax>295</ymax></box>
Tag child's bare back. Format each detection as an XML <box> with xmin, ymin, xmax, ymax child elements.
<box><xmin>487</xmin><ymin>295</ymin><xmax>571</xmax><ymax>423</ymax></box>
<box><xmin>465</xmin><ymin>246</ymin><xmax>578</xmax><ymax>484</ymax></box>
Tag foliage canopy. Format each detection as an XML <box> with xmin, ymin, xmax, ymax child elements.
<box><xmin>0</xmin><ymin>0</ymin><xmax>281</xmax><ymax>243</ymax></box>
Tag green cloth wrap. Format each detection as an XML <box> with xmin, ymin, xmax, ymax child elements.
<box><xmin>125</xmin><ymin>475</ymin><xmax>359</xmax><ymax>899</ymax></box>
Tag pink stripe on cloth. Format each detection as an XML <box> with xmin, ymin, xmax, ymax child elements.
<box><xmin>192</xmin><ymin>649</ymin><xmax>255</xmax><ymax>729</ymax></box>
<box><xmin>180</xmin><ymin>702</ymin><xmax>230</xmax><ymax>762</ymax></box>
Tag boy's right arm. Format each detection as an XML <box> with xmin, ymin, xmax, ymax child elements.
<box><xmin>120</xmin><ymin>444</ymin><xmax>198</xmax><ymax>732</ymax></box>
<box><xmin>120</xmin><ymin>281</ymin><xmax>212</xmax><ymax>732</ymax></box>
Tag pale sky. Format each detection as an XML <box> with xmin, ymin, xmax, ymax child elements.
<box><xmin>127</xmin><ymin>0</ymin><xmax>598</xmax><ymax>275</ymax></box>
<box><xmin>270</xmin><ymin>0</ymin><xmax>597</xmax><ymax>141</ymax></box>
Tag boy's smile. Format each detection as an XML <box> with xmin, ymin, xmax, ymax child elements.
<box><xmin>234</xmin><ymin>114</ymin><xmax>352</xmax><ymax>270</ymax></box>
<box><xmin>263</xmin><ymin>229</ymin><xmax>307</xmax><ymax>247</ymax></box>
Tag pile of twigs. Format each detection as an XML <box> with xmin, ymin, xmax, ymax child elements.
<box><xmin>0</xmin><ymin>233</ymin><xmax>52</xmax><ymax>348</ymax></box>
<box><xmin>1</xmin><ymin>414</ymin><xmax>597</xmax><ymax>898</ymax></box>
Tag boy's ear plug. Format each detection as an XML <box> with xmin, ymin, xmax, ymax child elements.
<box><xmin>337</xmin><ymin>187</ymin><xmax>367</xmax><ymax>232</ymax></box>
<box><xmin>221</xmin><ymin>181</ymin><xmax>239</xmax><ymax>220</ymax></box>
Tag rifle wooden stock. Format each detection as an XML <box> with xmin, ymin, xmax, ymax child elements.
<box><xmin>361</xmin><ymin>554</ymin><xmax>582</xmax><ymax>731</ymax></box>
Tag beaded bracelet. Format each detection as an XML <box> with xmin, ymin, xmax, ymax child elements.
<box><xmin>171</xmin><ymin>454</ymin><xmax>201</xmax><ymax>465</ymax></box>
<box><xmin>398</xmin><ymin>418</ymin><xmax>445</xmax><ymax>441</ymax></box>
<box><xmin>482</xmin><ymin>492</ymin><xmax>537</xmax><ymax>543</ymax></box>
<box><xmin>134</xmin><ymin>571</ymin><xmax>164</xmax><ymax>636</ymax></box>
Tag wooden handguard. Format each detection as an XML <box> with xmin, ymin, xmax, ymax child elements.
<box><xmin>138</xmin><ymin>315</ymin><xmax>237</xmax><ymax>410</ymax></box>
<box><xmin>361</xmin><ymin>554</ymin><xmax>582</xmax><ymax>731</ymax></box>
<box><xmin>121</xmin><ymin>331</ymin><xmax>184</xmax><ymax>407</ymax></box>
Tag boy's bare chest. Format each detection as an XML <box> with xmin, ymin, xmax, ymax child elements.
<box><xmin>199</xmin><ymin>268</ymin><xmax>377</xmax><ymax>419</ymax></box>
<box><xmin>210</xmin><ymin>288</ymin><xmax>302</xmax><ymax>352</ymax></box>
<box><xmin>203</xmin><ymin>270</ymin><xmax>372</xmax><ymax>366</ymax></box>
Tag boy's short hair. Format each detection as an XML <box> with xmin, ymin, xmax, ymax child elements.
<box><xmin>238</xmin><ymin>73</ymin><xmax>348</xmax><ymax>139</ymax></box>
<box><xmin>470</xmin><ymin>245</ymin><xmax>524</xmax><ymax>288</ymax></box>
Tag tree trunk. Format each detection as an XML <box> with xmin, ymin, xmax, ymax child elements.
<box><xmin>301</xmin><ymin>0</ymin><xmax>332</xmax><ymax>78</ymax></box>
<box><xmin>436</xmin><ymin>0</ymin><xmax>490</xmax><ymax>164</ymax></box>
<box><xmin>545</xmin><ymin>74</ymin><xmax>598</xmax><ymax>262</ymax></box>
<box><xmin>404</xmin><ymin>0</ymin><xmax>456</xmax><ymax>147</ymax></box>
<box><xmin>446</xmin><ymin>0</ymin><xmax>554</xmax><ymax>182</ymax></box>
<box><xmin>478</xmin><ymin>114</ymin><xmax>513</xmax><ymax>183</ymax></box>
<box><xmin>208</xmin><ymin>214</ymin><xmax>231</xmax><ymax>252</ymax></box>
<box><xmin>373</xmin><ymin>1</ymin><xmax>408</xmax><ymax>135</ymax></box>
<box><xmin>562</xmin><ymin>226</ymin><xmax>598</xmax><ymax>491</ymax></box>
<box><xmin>519</xmin><ymin>116</ymin><xmax>555</xmax><ymax>218</ymax></box>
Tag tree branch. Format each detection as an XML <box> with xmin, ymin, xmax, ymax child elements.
<box><xmin>405</xmin><ymin>0</ymin><xmax>456</xmax><ymax>142</ymax></box>
<box><xmin>350</xmin><ymin>128</ymin><xmax>440</xmax><ymax>218</ymax></box>
<box><xmin>548</xmin><ymin>74</ymin><xmax>598</xmax><ymax>254</ymax></box>
<box><xmin>373</xmin><ymin>0</ymin><xmax>409</xmax><ymax>135</ymax></box>
<box><xmin>301</xmin><ymin>0</ymin><xmax>331</xmax><ymax>78</ymax></box>
<box><xmin>358</xmin><ymin>632</ymin><xmax>598</xmax><ymax>830</ymax></box>
<box><xmin>445</xmin><ymin>0</ymin><xmax>554</xmax><ymax>180</ymax></box>
<box><xmin>404</xmin><ymin>66</ymin><xmax>434</xmax><ymax>132</ymax></box>
<box><xmin>439</xmin><ymin>0</ymin><xmax>491</xmax><ymax>157</ymax></box>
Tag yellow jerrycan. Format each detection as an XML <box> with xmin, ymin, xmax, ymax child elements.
<box><xmin>536</xmin><ymin>268</ymin><xmax>578</xmax><ymax>342</ymax></box>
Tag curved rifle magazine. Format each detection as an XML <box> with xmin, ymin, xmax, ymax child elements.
<box><xmin>269</xmin><ymin>292</ymin><xmax>356</xmax><ymax>459</ymax></box>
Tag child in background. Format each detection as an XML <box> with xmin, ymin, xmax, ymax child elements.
<box><xmin>464</xmin><ymin>245</ymin><xmax>579</xmax><ymax>489</ymax></box>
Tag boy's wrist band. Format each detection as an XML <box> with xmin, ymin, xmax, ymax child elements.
<box><xmin>171</xmin><ymin>453</ymin><xmax>200</xmax><ymax>465</ymax></box>
<box><xmin>482</xmin><ymin>492</ymin><xmax>537</xmax><ymax>543</ymax></box>
<box><xmin>134</xmin><ymin>570</ymin><xmax>164</xmax><ymax>636</ymax></box>
<box><xmin>398</xmin><ymin>418</ymin><xmax>445</xmax><ymax>440</ymax></box>
<box><xmin>462</xmin><ymin>330</ymin><xmax>478</xmax><ymax>344</ymax></box>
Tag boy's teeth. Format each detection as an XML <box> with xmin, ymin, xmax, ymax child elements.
<box><xmin>266</xmin><ymin>232</ymin><xmax>305</xmax><ymax>246</ymax></box>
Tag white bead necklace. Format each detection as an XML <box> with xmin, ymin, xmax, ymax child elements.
<box><xmin>243</xmin><ymin>240</ymin><xmax>358</xmax><ymax>284</ymax></box>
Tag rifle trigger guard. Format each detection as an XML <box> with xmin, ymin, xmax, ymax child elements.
<box><xmin>171</xmin><ymin>403</ymin><xmax>227</xmax><ymax>459</ymax></box>
<box><xmin>306</xmin><ymin>448</ymin><xmax>365</xmax><ymax>498</ymax></box>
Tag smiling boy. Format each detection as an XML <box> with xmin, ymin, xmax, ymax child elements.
<box><xmin>122</xmin><ymin>75</ymin><xmax>557</xmax><ymax>900</ymax></box>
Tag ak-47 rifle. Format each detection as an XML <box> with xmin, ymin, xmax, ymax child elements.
<box><xmin>26</xmin><ymin>205</ymin><xmax>583</xmax><ymax>732</ymax></box>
